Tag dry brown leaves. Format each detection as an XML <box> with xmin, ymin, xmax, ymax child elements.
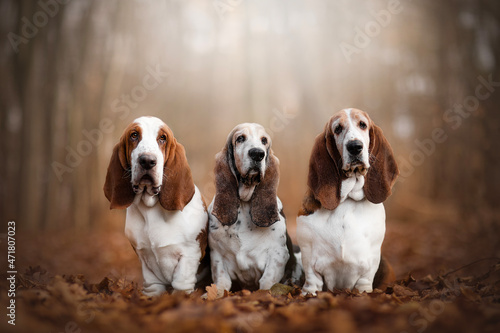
<box><xmin>205</xmin><ymin>284</ymin><xmax>219</xmax><ymax>301</ymax></box>
<box><xmin>1</xmin><ymin>262</ymin><xmax>499</xmax><ymax>333</ymax></box>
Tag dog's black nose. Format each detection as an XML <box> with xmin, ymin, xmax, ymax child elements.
<box><xmin>139</xmin><ymin>154</ymin><xmax>157</xmax><ymax>170</ymax></box>
<box><xmin>346</xmin><ymin>140</ymin><xmax>363</xmax><ymax>155</ymax></box>
<box><xmin>248</xmin><ymin>148</ymin><xmax>265</xmax><ymax>162</ymax></box>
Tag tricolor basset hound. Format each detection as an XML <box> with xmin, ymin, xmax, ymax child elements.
<box><xmin>208</xmin><ymin>123</ymin><xmax>301</xmax><ymax>294</ymax></box>
<box><xmin>104</xmin><ymin>116</ymin><xmax>208</xmax><ymax>296</ymax></box>
<box><xmin>297</xmin><ymin>108</ymin><xmax>399</xmax><ymax>295</ymax></box>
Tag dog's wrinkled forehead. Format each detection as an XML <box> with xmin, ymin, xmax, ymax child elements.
<box><xmin>230</xmin><ymin>123</ymin><xmax>271</xmax><ymax>147</ymax></box>
<box><xmin>133</xmin><ymin>116</ymin><xmax>166</xmax><ymax>145</ymax></box>
<box><xmin>331</xmin><ymin>108</ymin><xmax>371</xmax><ymax>135</ymax></box>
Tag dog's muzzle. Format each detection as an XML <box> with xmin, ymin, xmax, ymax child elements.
<box><xmin>133</xmin><ymin>174</ymin><xmax>161</xmax><ymax>195</ymax></box>
<box><xmin>343</xmin><ymin>140</ymin><xmax>368</xmax><ymax>177</ymax></box>
<box><xmin>343</xmin><ymin>164</ymin><xmax>368</xmax><ymax>177</ymax></box>
<box><xmin>241</xmin><ymin>167</ymin><xmax>262</xmax><ymax>186</ymax></box>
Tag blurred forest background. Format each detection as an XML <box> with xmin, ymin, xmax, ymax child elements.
<box><xmin>1</xmin><ymin>0</ymin><xmax>500</xmax><ymax>274</ymax></box>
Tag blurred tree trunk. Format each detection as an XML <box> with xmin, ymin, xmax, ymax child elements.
<box><xmin>474</xmin><ymin>1</ymin><xmax>500</xmax><ymax>235</ymax></box>
<box><xmin>17</xmin><ymin>1</ymin><xmax>48</xmax><ymax>229</ymax></box>
<box><xmin>2</xmin><ymin>0</ymin><xmax>121</xmax><ymax>230</ymax></box>
<box><xmin>427</xmin><ymin>0</ymin><xmax>500</xmax><ymax>235</ymax></box>
<box><xmin>0</xmin><ymin>1</ymin><xmax>23</xmax><ymax>225</ymax></box>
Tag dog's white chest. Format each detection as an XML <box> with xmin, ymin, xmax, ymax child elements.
<box><xmin>208</xmin><ymin>199</ymin><xmax>289</xmax><ymax>288</ymax></box>
<box><xmin>297</xmin><ymin>199</ymin><xmax>386</xmax><ymax>291</ymax></box>
<box><xmin>124</xmin><ymin>187</ymin><xmax>207</xmax><ymax>290</ymax></box>
<box><xmin>340</xmin><ymin>173</ymin><xmax>365</xmax><ymax>202</ymax></box>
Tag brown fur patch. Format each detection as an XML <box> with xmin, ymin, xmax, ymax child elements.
<box><xmin>158</xmin><ymin>125</ymin><xmax>195</xmax><ymax>211</ymax></box>
<box><xmin>103</xmin><ymin>122</ymin><xmax>140</xmax><ymax>210</ymax></box>
<box><xmin>249</xmin><ymin>153</ymin><xmax>280</xmax><ymax>227</ymax></box>
<box><xmin>201</xmin><ymin>195</ymin><xmax>208</xmax><ymax>212</ymax></box>
<box><xmin>212</xmin><ymin>146</ymin><xmax>240</xmax><ymax>226</ymax></box>
<box><xmin>196</xmin><ymin>224</ymin><xmax>208</xmax><ymax>261</ymax></box>
<box><xmin>304</xmin><ymin>120</ymin><xmax>343</xmax><ymax>211</ymax></box>
<box><xmin>373</xmin><ymin>256</ymin><xmax>396</xmax><ymax>290</ymax></box>
<box><xmin>298</xmin><ymin>190</ymin><xmax>322</xmax><ymax>216</ymax></box>
<box><xmin>364</xmin><ymin>124</ymin><xmax>399</xmax><ymax>204</ymax></box>
<box><xmin>122</xmin><ymin>123</ymin><xmax>142</xmax><ymax>167</ymax></box>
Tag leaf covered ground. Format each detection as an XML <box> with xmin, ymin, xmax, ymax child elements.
<box><xmin>1</xmin><ymin>207</ymin><xmax>500</xmax><ymax>333</ymax></box>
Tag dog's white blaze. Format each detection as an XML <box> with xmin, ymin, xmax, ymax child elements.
<box><xmin>131</xmin><ymin>117</ymin><xmax>166</xmax><ymax>187</ymax></box>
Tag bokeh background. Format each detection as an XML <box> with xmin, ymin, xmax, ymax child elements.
<box><xmin>1</xmin><ymin>0</ymin><xmax>500</xmax><ymax>279</ymax></box>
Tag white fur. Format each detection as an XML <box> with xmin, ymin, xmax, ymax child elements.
<box><xmin>125</xmin><ymin>117</ymin><xmax>208</xmax><ymax>296</ymax></box>
<box><xmin>208</xmin><ymin>197</ymin><xmax>289</xmax><ymax>291</ymax></box>
<box><xmin>131</xmin><ymin>117</ymin><xmax>165</xmax><ymax>191</ymax></box>
<box><xmin>297</xmin><ymin>194</ymin><xmax>385</xmax><ymax>294</ymax></box>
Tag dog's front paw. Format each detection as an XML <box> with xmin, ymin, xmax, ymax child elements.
<box><xmin>301</xmin><ymin>289</ymin><xmax>317</xmax><ymax>297</ymax></box>
<box><xmin>172</xmin><ymin>288</ymin><xmax>195</xmax><ymax>295</ymax></box>
<box><xmin>354</xmin><ymin>285</ymin><xmax>373</xmax><ymax>293</ymax></box>
<box><xmin>300</xmin><ymin>283</ymin><xmax>319</xmax><ymax>297</ymax></box>
<box><xmin>142</xmin><ymin>283</ymin><xmax>166</xmax><ymax>297</ymax></box>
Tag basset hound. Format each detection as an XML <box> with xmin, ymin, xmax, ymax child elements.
<box><xmin>208</xmin><ymin>123</ymin><xmax>301</xmax><ymax>294</ymax></box>
<box><xmin>297</xmin><ymin>108</ymin><xmax>399</xmax><ymax>295</ymax></box>
<box><xmin>104</xmin><ymin>116</ymin><xmax>208</xmax><ymax>296</ymax></box>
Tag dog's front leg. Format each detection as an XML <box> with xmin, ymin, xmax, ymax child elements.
<box><xmin>259</xmin><ymin>251</ymin><xmax>288</xmax><ymax>290</ymax></box>
<box><xmin>210</xmin><ymin>250</ymin><xmax>232</xmax><ymax>296</ymax></box>
<box><xmin>171</xmin><ymin>254</ymin><xmax>199</xmax><ymax>293</ymax></box>
<box><xmin>353</xmin><ymin>278</ymin><xmax>374</xmax><ymax>293</ymax></box>
<box><xmin>301</xmin><ymin>268</ymin><xmax>324</xmax><ymax>296</ymax></box>
<box><xmin>300</xmin><ymin>251</ymin><xmax>324</xmax><ymax>296</ymax></box>
<box><xmin>353</xmin><ymin>260</ymin><xmax>379</xmax><ymax>293</ymax></box>
<box><xmin>140</xmin><ymin>259</ymin><xmax>167</xmax><ymax>296</ymax></box>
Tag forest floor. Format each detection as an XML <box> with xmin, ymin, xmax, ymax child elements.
<box><xmin>1</xmin><ymin>201</ymin><xmax>499</xmax><ymax>333</ymax></box>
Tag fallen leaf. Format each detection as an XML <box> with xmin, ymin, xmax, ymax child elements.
<box><xmin>205</xmin><ymin>284</ymin><xmax>218</xmax><ymax>301</ymax></box>
<box><xmin>270</xmin><ymin>283</ymin><xmax>294</xmax><ymax>296</ymax></box>
<box><xmin>393</xmin><ymin>284</ymin><xmax>419</xmax><ymax>298</ymax></box>
<box><xmin>460</xmin><ymin>286</ymin><xmax>481</xmax><ymax>302</ymax></box>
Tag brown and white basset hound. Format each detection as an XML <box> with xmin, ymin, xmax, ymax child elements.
<box><xmin>208</xmin><ymin>123</ymin><xmax>301</xmax><ymax>295</ymax></box>
<box><xmin>104</xmin><ymin>116</ymin><xmax>209</xmax><ymax>296</ymax></box>
<box><xmin>297</xmin><ymin>108</ymin><xmax>399</xmax><ymax>295</ymax></box>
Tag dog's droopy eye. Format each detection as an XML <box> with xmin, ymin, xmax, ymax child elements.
<box><xmin>359</xmin><ymin>121</ymin><xmax>367</xmax><ymax>130</ymax></box>
<box><xmin>261</xmin><ymin>137</ymin><xmax>268</xmax><ymax>145</ymax></box>
<box><xmin>334</xmin><ymin>125</ymin><xmax>343</xmax><ymax>135</ymax></box>
<box><xmin>236</xmin><ymin>135</ymin><xmax>246</xmax><ymax>143</ymax></box>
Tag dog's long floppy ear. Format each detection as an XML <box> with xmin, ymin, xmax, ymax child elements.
<box><xmin>103</xmin><ymin>139</ymin><xmax>136</xmax><ymax>210</ymax></box>
<box><xmin>250</xmin><ymin>151</ymin><xmax>280</xmax><ymax>227</ymax></box>
<box><xmin>211</xmin><ymin>133</ymin><xmax>240</xmax><ymax>226</ymax></box>
<box><xmin>364</xmin><ymin>124</ymin><xmax>399</xmax><ymax>204</ymax></box>
<box><xmin>307</xmin><ymin>120</ymin><xmax>342</xmax><ymax>210</ymax></box>
<box><xmin>159</xmin><ymin>127</ymin><xmax>196</xmax><ymax>211</ymax></box>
